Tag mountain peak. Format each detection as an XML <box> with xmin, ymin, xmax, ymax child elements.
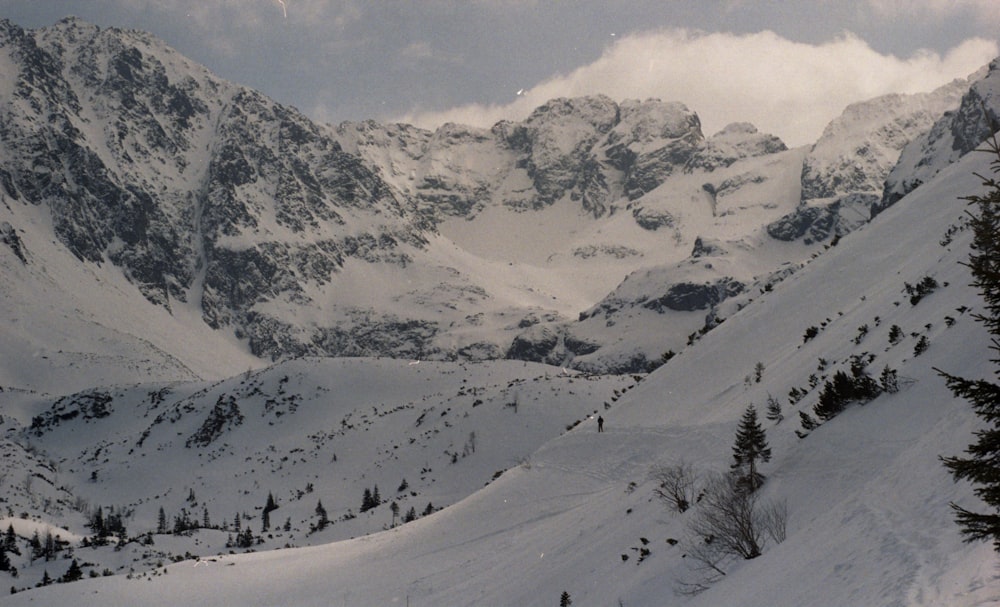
<box><xmin>525</xmin><ymin>94</ymin><xmax>620</xmax><ymax>129</ymax></box>
<box><xmin>881</xmin><ymin>57</ymin><xmax>1000</xmax><ymax>209</ymax></box>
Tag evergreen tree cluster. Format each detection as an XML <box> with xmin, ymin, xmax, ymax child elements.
<box><xmin>904</xmin><ymin>275</ymin><xmax>939</xmax><ymax>305</ymax></box>
<box><xmin>59</xmin><ymin>559</ymin><xmax>83</xmax><ymax>583</ymax></box>
<box><xmin>230</xmin><ymin>527</ymin><xmax>256</xmax><ymax>549</ymax></box>
<box><xmin>810</xmin><ymin>356</ymin><xmax>882</xmax><ymax>423</ymax></box>
<box><xmin>154</xmin><ymin>504</ymin><xmax>220</xmax><ymax>536</ymax></box>
<box><xmin>87</xmin><ymin>505</ymin><xmax>128</xmax><ymax>545</ymax></box>
<box><xmin>28</xmin><ymin>529</ymin><xmax>68</xmax><ymax>562</ymax></box>
<box><xmin>0</xmin><ymin>525</ymin><xmax>19</xmax><ymax>573</ymax></box>
<box><xmin>360</xmin><ymin>486</ymin><xmax>381</xmax><ymax>513</ymax></box>
<box><xmin>170</xmin><ymin>507</ymin><xmax>204</xmax><ymax>535</ymax></box>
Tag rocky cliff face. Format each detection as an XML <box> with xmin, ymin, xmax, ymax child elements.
<box><xmin>883</xmin><ymin>63</ymin><xmax>998</xmax><ymax>210</ymax></box>
<box><xmin>0</xmin><ymin>17</ymin><xmax>424</xmax><ymax>360</ymax></box>
<box><xmin>768</xmin><ymin>81</ymin><xmax>968</xmax><ymax>244</ymax></box>
<box><xmin>339</xmin><ymin>95</ymin><xmax>733</xmax><ymax>223</ymax></box>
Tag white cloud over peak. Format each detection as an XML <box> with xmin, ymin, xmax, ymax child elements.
<box><xmin>398</xmin><ymin>29</ymin><xmax>997</xmax><ymax>147</ymax></box>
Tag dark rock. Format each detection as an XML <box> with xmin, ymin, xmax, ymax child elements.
<box><xmin>643</xmin><ymin>279</ymin><xmax>744</xmax><ymax>313</ymax></box>
<box><xmin>30</xmin><ymin>391</ymin><xmax>114</xmax><ymax>435</ymax></box>
<box><xmin>564</xmin><ymin>334</ymin><xmax>600</xmax><ymax>356</ymax></box>
<box><xmin>506</xmin><ymin>326</ymin><xmax>560</xmax><ymax>363</ymax></box>
<box><xmin>187</xmin><ymin>394</ymin><xmax>244</xmax><ymax>448</ymax></box>
<box><xmin>0</xmin><ymin>222</ymin><xmax>27</xmax><ymax>263</ymax></box>
<box><xmin>632</xmin><ymin>207</ymin><xmax>675</xmax><ymax>231</ymax></box>
<box><xmin>767</xmin><ymin>194</ymin><xmax>877</xmax><ymax>244</ymax></box>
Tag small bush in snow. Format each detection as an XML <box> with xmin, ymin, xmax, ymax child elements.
<box><xmin>675</xmin><ymin>473</ymin><xmax>787</xmax><ymax>595</ymax></box>
<box><xmin>651</xmin><ymin>461</ymin><xmax>698</xmax><ymax>513</ymax></box>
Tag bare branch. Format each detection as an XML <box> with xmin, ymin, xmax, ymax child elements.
<box><xmin>651</xmin><ymin>461</ymin><xmax>698</xmax><ymax>514</ymax></box>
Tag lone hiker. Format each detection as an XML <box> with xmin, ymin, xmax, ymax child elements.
<box><xmin>597</xmin><ymin>416</ymin><xmax>604</xmax><ymax>432</ymax></box>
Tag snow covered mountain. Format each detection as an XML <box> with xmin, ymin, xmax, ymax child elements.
<box><xmin>3</xmin><ymin>16</ymin><xmax>1000</xmax><ymax>607</ymax></box>
<box><xmin>0</xmin><ymin>18</ymin><xmax>975</xmax><ymax>389</ymax></box>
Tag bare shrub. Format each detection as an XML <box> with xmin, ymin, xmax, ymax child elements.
<box><xmin>689</xmin><ymin>474</ymin><xmax>767</xmax><ymax>560</ymax></box>
<box><xmin>675</xmin><ymin>473</ymin><xmax>788</xmax><ymax>595</ymax></box>
<box><xmin>651</xmin><ymin>461</ymin><xmax>698</xmax><ymax>513</ymax></box>
<box><xmin>759</xmin><ymin>497</ymin><xmax>788</xmax><ymax>544</ymax></box>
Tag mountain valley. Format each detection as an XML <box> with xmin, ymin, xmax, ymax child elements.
<box><xmin>1</xmin><ymin>17</ymin><xmax>999</xmax><ymax>606</ymax></box>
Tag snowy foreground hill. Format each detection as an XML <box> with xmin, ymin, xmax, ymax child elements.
<box><xmin>2</xmin><ymin>16</ymin><xmax>1000</xmax><ymax>607</ymax></box>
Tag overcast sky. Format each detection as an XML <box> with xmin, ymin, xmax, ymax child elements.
<box><xmin>2</xmin><ymin>1</ymin><xmax>998</xmax><ymax>146</ymax></box>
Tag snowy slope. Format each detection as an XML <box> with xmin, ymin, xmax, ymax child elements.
<box><xmin>0</xmin><ymin>356</ymin><xmax>635</xmax><ymax>590</ymax></box>
<box><xmin>6</xmin><ymin>103</ymin><xmax>999</xmax><ymax>607</ymax></box>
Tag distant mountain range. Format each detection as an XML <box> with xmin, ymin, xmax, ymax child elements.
<box><xmin>0</xmin><ymin>17</ymin><xmax>984</xmax><ymax>390</ymax></box>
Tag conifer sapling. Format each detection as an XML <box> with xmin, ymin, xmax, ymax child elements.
<box><xmin>732</xmin><ymin>405</ymin><xmax>771</xmax><ymax>492</ymax></box>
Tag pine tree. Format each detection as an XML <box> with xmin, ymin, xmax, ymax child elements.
<box><xmin>315</xmin><ymin>500</ymin><xmax>329</xmax><ymax>531</ymax></box>
<box><xmin>0</xmin><ymin>542</ymin><xmax>8</xmax><ymax>572</ymax></box>
<box><xmin>28</xmin><ymin>531</ymin><xmax>41</xmax><ymax>562</ymax></box>
<box><xmin>939</xmin><ymin>133</ymin><xmax>1000</xmax><ymax>550</ymax></box>
<box><xmin>262</xmin><ymin>492</ymin><xmax>278</xmax><ymax>532</ymax></box>
<box><xmin>42</xmin><ymin>531</ymin><xmax>55</xmax><ymax>561</ymax></box>
<box><xmin>764</xmin><ymin>393</ymin><xmax>782</xmax><ymax>423</ymax></box>
<box><xmin>361</xmin><ymin>488</ymin><xmax>374</xmax><ymax>513</ymax></box>
<box><xmin>236</xmin><ymin>527</ymin><xmax>254</xmax><ymax>549</ymax></box>
<box><xmin>62</xmin><ymin>559</ymin><xmax>83</xmax><ymax>583</ymax></box>
<box><xmin>157</xmin><ymin>507</ymin><xmax>168</xmax><ymax>534</ymax></box>
<box><xmin>880</xmin><ymin>366</ymin><xmax>899</xmax><ymax>394</ymax></box>
<box><xmin>4</xmin><ymin>524</ymin><xmax>18</xmax><ymax>556</ymax></box>
<box><xmin>732</xmin><ymin>405</ymin><xmax>771</xmax><ymax>492</ymax></box>
<box><xmin>812</xmin><ymin>370</ymin><xmax>854</xmax><ymax>421</ymax></box>
<box><xmin>798</xmin><ymin>410</ymin><xmax>819</xmax><ymax>432</ymax></box>
<box><xmin>560</xmin><ymin>590</ymin><xmax>572</xmax><ymax>606</ymax></box>
<box><xmin>90</xmin><ymin>506</ymin><xmax>105</xmax><ymax>537</ymax></box>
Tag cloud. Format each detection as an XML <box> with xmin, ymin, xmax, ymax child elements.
<box><xmin>397</xmin><ymin>29</ymin><xmax>998</xmax><ymax>147</ymax></box>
